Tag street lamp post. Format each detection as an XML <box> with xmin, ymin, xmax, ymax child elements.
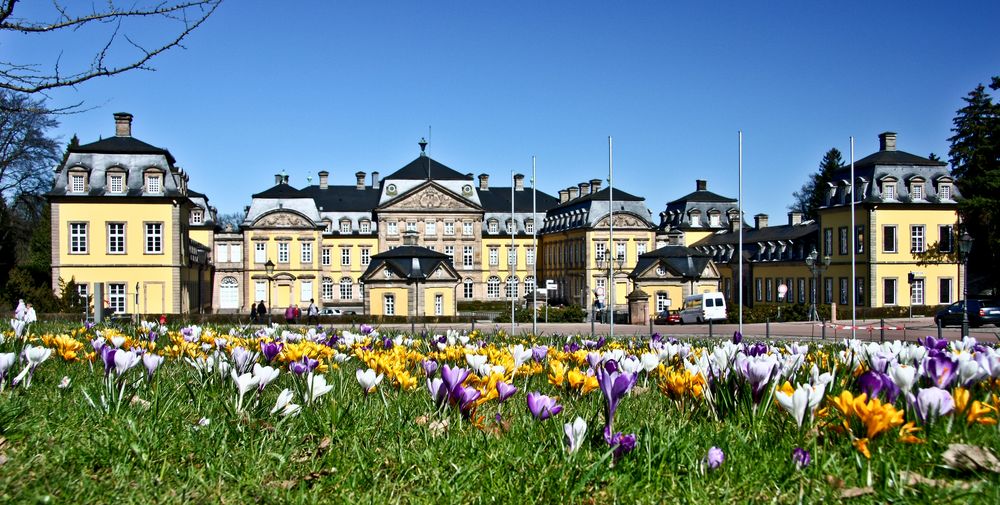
<box><xmin>958</xmin><ymin>231</ymin><xmax>974</xmax><ymax>338</ymax></box>
<box><xmin>265</xmin><ymin>259</ymin><xmax>275</xmax><ymax>325</ymax></box>
<box><xmin>805</xmin><ymin>248</ymin><xmax>831</xmax><ymax>322</ymax></box>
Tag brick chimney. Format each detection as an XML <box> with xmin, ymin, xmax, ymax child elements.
<box><xmin>559</xmin><ymin>189</ymin><xmax>569</xmax><ymax>203</ymax></box>
<box><xmin>514</xmin><ymin>174</ymin><xmax>525</xmax><ymax>191</ymax></box>
<box><xmin>568</xmin><ymin>186</ymin><xmax>579</xmax><ymax>200</ymax></box>
<box><xmin>479</xmin><ymin>174</ymin><xmax>489</xmax><ymax>191</ymax></box>
<box><xmin>788</xmin><ymin>211</ymin><xmax>803</xmax><ymax>226</ymax></box>
<box><xmin>318</xmin><ymin>171</ymin><xmax>329</xmax><ymax>190</ymax></box>
<box><xmin>578</xmin><ymin>182</ymin><xmax>590</xmax><ymax>196</ymax></box>
<box><xmin>879</xmin><ymin>132</ymin><xmax>897</xmax><ymax>151</ymax></box>
<box><xmin>371</xmin><ymin>171</ymin><xmax>379</xmax><ymax>187</ymax></box>
<box><xmin>590</xmin><ymin>178</ymin><xmax>602</xmax><ymax>193</ymax></box>
<box><xmin>274</xmin><ymin>173</ymin><xmax>284</xmax><ymax>185</ymax></box>
<box><xmin>754</xmin><ymin>213</ymin><xmax>769</xmax><ymax>229</ymax></box>
<box><xmin>114</xmin><ymin>112</ymin><xmax>133</xmax><ymax>137</ymax></box>
<box><xmin>355</xmin><ymin>171</ymin><xmax>366</xmax><ymax>190</ymax></box>
<box><xmin>696</xmin><ymin>179</ymin><xmax>707</xmax><ymax>191</ymax></box>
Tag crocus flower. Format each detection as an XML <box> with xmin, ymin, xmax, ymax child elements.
<box><xmin>888</xmin><ymin>363</ymin><xmax>917</xmax><ymax>392</ymax></box>
<box><xmin>114</xmin><ymin>350</ymin><xmax>141</xmax><ymax>376</ymax></box>
<box><xmin>526</xmin><ymin>391</ymin><xmax>562</xmax><ymax>420</ymax></box>
<box><xmin>857</xmin><ymin>370</ymin><xmax>900</xmax><ymax>403</ymax></box>
<box><xmin>306</xmin><ymin>372</ymin><xmax>333</xmax><ymax>403</ymax></box>
<box><xmin>422</xmin><ymin>360</ymin><xmax>439</xmax><ymax>378</ymax></box>
<box><xmin>792</xmin><ymin>447</ymin><xmax>811</xmax><ymax>469</ymax></box>
<box><xmin>0</xmin><ymin>352</ymin><xmax>15</xmax><ymax>382</ymax></box>
<box><xmin>359</xmin><ymin>324</ymin><xmax>375</xmax><ymax>335</ymax></box>
<box><xmin>924</xmin><ymin>355</ymin><xmax>957</xmax><ymax>388</ymax></box>
<box><xmin>531</xmin><ymin>345</ymin><xmax>548</xmax><ymax>362</ymax></box>
<box><xmin>142</xmin><ymin>353</ymin><xmax>165</xmax><ymax>379</ymax></box>
<box><xmin>956</xmin><ymin>359</ymin><xmax>987</xmax><ymax>387</ymax></box>
<box><xmin>595</xmin><ymin>366</ymin><xmax>637</xmax><ymax>433</ymax></box>
<box><xmin>705</xmin><ymin>446</ymin><xmax>725</xmax><ymax>470</ymax></box>
<box><xmin>604</xmin><ymin>430</ymin><xmax>637</xmax><ymax>460</ymax></box>
<box><xmin>271</xmin><ymin>388</ymin><xmax>301</xmax><ymax>417</ymax></box>
<box><xmin>288</xmin><ymin>357</ymin><xmax>314</xmax><ymax>375</ymax></box>
<box><xmin>230</xmin><ymin>369</ymin><xmax>261</xmax><ymax>412</ymax></box>
<box><xmin>356</xmin><ymin>368</ymin><xmax>384</xmax><ymax>394</ymax></box>
<box><xmin>427</xmin><ymin>378</ymin><xmax>448</xmax><ymax>408</ymax></box>
<box><xmin>100</xmin><ymin>347</ymin><xmax>117</xmax><ymax>376</ymax></box>
<box><xmin>441</xmin><ymin>365</ymin><xmax>471</xmax><ymax>400</ymax></box>
<box><xmin>10</xmin><ymin>319</ymin><xmax>26</xmax><ymax>338</ymax></box>
<box><xmin>231</xmin><ymin>346</ymin><xmax>257</xmax><ymax>373</ymax></box>
<box><xmin>252</xmin><ymin>363</ymin><xmax>280</xmax><ymax>391</ymax></box>
<box><xmin>496</xmin><ymin>380</ymin><xmax>518</xmax><ymax>403</ymax></box>
<box><xmin>739</xmin><ymin>354</ymin><xmax>778</xmax><ymax>404</ymax></box>
<box><xmin>907</xmin><ymin>386</ymin><xmax>954</xmax><ymax>423</ymax></box>
<box><xmin>732</xmin><ymin>331</ymin><xmax>743</xmax><ymax>344</ymax></box>
<box><xmin>456</xmin><ymin>386</ymin><xmax>481</xmax><ymax>415</ymax></box>
<box><xmin>921</xmin><ymin>336</ymin><xmax>948</xmax><ymax>352</ymax></box>
<box><xmin>259</xmin><ymin>341</ymin><xmax>282</xmax><ymax>363</ymax></box>
<box><xmin>564</xmin><ymin>417</ymin><xmax>587</xmax><ymax>454</ymax></box>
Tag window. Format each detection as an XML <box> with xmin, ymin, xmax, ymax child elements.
<box><xmin>525</xmin><ymin>220</ymin><xmax>534</xmax><ymax>234</ymax></box>
<box><xmin>526</xmin><ymin>247</ymin><xmax>535</xmax><ymax>265</ymax></box>
<box><xmin>463</xmin><ymin>222</ymin><xmax>473</xmax><ymax>236</ymax></box>
<box><xmin>506</xmin><ymin>220</ymin><xmax>514</xmax><ymax>234</ymax></box>
<box><xmin>524</xmin><ymin>276</ymin><xmax>535</xmax><ymax>297</ymax></box>
<box><xmin>785</xmin><ymin>278</ymin><xmax>794</xmax><ymax>303</ymax></box>
<box><xmin>360</xmin><ymin>220</ymin><xmax>371</xmax><ymax>234</ymax></box>
<box><xmin>322</xmin><ymin>278</ymin><xmax>333</xmax><ymax>301</ymax></box>
<box><xmin>883</xmin><ymin>182</ymin><xmax>896</xmax><ymax>200</ymax></box>
<box><xmin>144</xmin><ymin>223</ymin><xmax>162</xmax><ymax>254</ymax></box>
<box><xmin>839</xmin><ymin>277</ymin><xmax>849</xmax><ymax>305</ymax></box>
<box><xmin>434</xmin><ymin>294</ymin><xmax>443</xmax><ymax>316</ymax></box>
<box><xmin>508</xmin><ymin>248</ymin><xmax>516</xmax><ymax>266</ymax></box>
<box><xmin>445</xmin><ymin>245</ymin><xmax>455</xmax><ymax>264</ymax></box>
<box><xmin>387</xmin><ymin>221</ymin><xmax>398</xmax><ymax>235</ymax></box>
<box><xmin>855</xmin><ymin>226</ymin><xmax>865</xmax><ymax>254</ymax></box>
<box><xmin>506</xmin><ymin>276</ymin><xmax>519</xmax><ymax>298</ymax></box>
<box><xmin>884</xmin><ymin>278</ymin><xmax>897</xmax><ymax>305</ymax></box>
<box><xmin>76</xmin><ymin>283</ymin><xmax>89</xmax><ymax>302</ymax></box>
<box><xmin>765</xmin><ymin>278</ymin><xmax>773</xmax><ymax>302</ymax></box>
<box><xmin>823</xmin><ymin>228</ymin><xmax>833</xmax><ymax>256</ymax></box>
<box><xmin>324</xmin><ymin>220</ymin><xmax>333</xmax><ymax>233</ymax></box>
<box><xmin>107</xmin><ymin>222</ymin><xmax>125</xmax><ymax>254</ymax></box>
<box><xmin>191</xmin><ymin>210</ymin><xmax>204</xmax><ymax>225</ymax></box>
<box><xmin>463</xmin><ymin>246</ymin><xmax>473</xmax><ymax>268</ymax></box>
<box><xmin>838</xmin><ymin>227</ymin><xmax>848</xmax><ymax>255</ymax></box>
<box><xmin>425</xmin><ymin>220</ymin><xmax>436</xmax><ymax>236</ymax></box>
<box><xmin>910</xmin><ymin>225</ymin><xmax>925</xmax><ymax>253</ymax></box>
<box><xmin>255</xmin><ymin>281</ymin><xmax>267</xmax><ymax>303</ymax></box>
<box><xmin>340</xmin><ymin>278</ymin><xmax>352</xmax><ymax>300</ymax></box>
<box><xmin>301</xmin><ymin>242</ymin><xmax>313</xmax><ymax>264</ymax></box>
<box><xmin>340</xmin><ymin>221</ymin><xmax>351</xmax><ymax>234</ymax></box>
<box><xmin>754</xmin><ymin>278</ymin><xmax>762</xmax><ymax>302</ymax></box>
<box><xmin>361</xmin><ymin>248</ymin><xmax>371</xmax><ymax>266</ymax></box>
<box><xmin>216</xmin><ymin>243</ymin><xmax>229</xmax><ymax>262</ymax></box>
<box><xmin>278</xmin><ymin>242</ymin><xmax>289</xmax><ymax>263</ymax></box>
<box><xmin>939</xmin><ymin>183</ymin><xmax>952</xmax><ymax>200</ymax></box>
<box><xmin>595</xmin><ymin>242</ymin><xmax>607</xmax><ymax>262</ymax></box>
<box><xmin>689</xmin><ymin>211</ymin><xmax>701</xmax><ymax>227</ymax></box>
<box><xmin>230</xmin><ymin>244</ymin><xmax>242</xmax><ymax>262</ymax></box>
<box><xmin>108</xmin><ymin>174</ymin><xmax>124</xmax><ymax>193</ymax></box>
<box><xmin>70</xmin><ymin>173</ymin><xmax>86</xmax><ymax>193</ymax></box>
<box><xmin>797</xmin><ymin>278</ymin><xmax>806</xmax><ymax>303</ymax></box>
<box><xmin>489</xmin><ymin>247</ymin><xmax>499</xmax><ymax>266</ymax></box>
<box><xmin>637</xmin><ymin>243</ymin><xmax>646</xmax><ymax>256</ymax></box>
<box><xmin>855</xmin><ymin>277</ymin><xmax>865</xmax><ymax>306</ymax></box>
<box><xmin>70</xmin><ymin>223</ymin><xmax>88</xmax><ymax>254</ymax></box>
<box><xmin>300</xmin><ymin>281</ymin><xmax>313</xmax><ymax>303</ymax></box>
<box><xmin>656</xmin><ymin>292</ymin><xmax>669</xmax><ymax>312</ymax></box>
<box><xmin>444</xmin><ymin>221</ymin><xmax>455</xmax><ymax>236</ymax></box>
<box><xmin>321</xmin><ymin>247</ymin><xmax>331</xmax><ymax>266</ymax></box>
<box><xmin>616</xmin><ymin>242</ymin><xmax>626</xmax><ymax>263</ymax></box>
<box><xmin>488</xmin><ymin>220</ymin><xmax>499</xmax><ymax>234</ymax></box>
<box><xmin>383</xmin><ymin>294</ymin><xmax>395</xmax><ymax>316</ymax></box>
<box><xmin>487</xmin><ymin>276</ymin><xmax>501</xmax><ymax>298</ymax></box>
<box><xmin>255</xmin><ymin>242</ymin><xmax>266</xmax><ymax>263</ymax></box>
<box><xmin>463</xmin><ymin>278</ymin><xmax>474</xmax><ymax>299</ymax></box>
<box><xmin>709</xmin><ymin>213</ymin><xmax>720</xmax><ymax>227</ymax></box>
<box><xmin>911</xmin><ymin>278</ymin><xmax>924</xmax><ymax>305</ymax></box>
<box><xmin>405</xmin><ymin>221</ymin><xmax>417</xmax><ymax>233</ymax></box>
<box><xmin>911</xmin><ymin>183</ymin><xmax>924</xmax><ymax>200</ymax></box>
<box><xmin>824</xmin><ymin>278</ymin><xmax>833</xmax><ymax>304</ymax></box>
<box><xmin>939</xmin><ymin>225</ymin><xmax>954</xmax><ymax>253</ymax></box>
<box><xmin>882</xmin><ymin>226</ymin><xmax>897</xmax><ymax>253</ymax></box>
<box><xmin>939</xmin><ymin>278</ymin><xmax>953</xmax><ymax>304</ymax></box>
<box><xmin>108</xmin><ymin>283</ymin><xmax>126</xmax><ymax>314</ymax></box>
<box><xmin>145</xmin><ymin>174</ymin><xmax>161</xmax><ymax>194</ymax></box>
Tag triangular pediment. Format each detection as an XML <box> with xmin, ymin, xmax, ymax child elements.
<box><xmin>635</xmin><ymin>260</ymin><xmax>684</xmax><ymax>281</ymax></box>
<box><xmin>377</xmin><ymin>181</ymin><xmax>482</xmax><ymax>212</ymax></box>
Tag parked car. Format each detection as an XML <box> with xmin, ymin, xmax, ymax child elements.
<box><xmin>320</xmin><ymin>308</ymin><xmax>343</xmax><ymax>316</ymax></box>
<box><xmin>934</xmin><ymin>299</ymin><xmax>1000</xmax><ymax>328</ymax></box>
<box><xmin>654</xmin><ymin>310</ymin><xmax>681</xmax><ymax>325</ymax></box>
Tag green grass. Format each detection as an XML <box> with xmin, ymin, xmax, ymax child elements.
<box><xmin>0</xmin><ymin>326</ymin><xmax>997</xmax><ymax>503</ymax></box>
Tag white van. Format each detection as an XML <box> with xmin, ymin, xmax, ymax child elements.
<box><xmin>680</xmin><ymin>292</ymin><xmax>727</xmax><ymax>324</ymax></box>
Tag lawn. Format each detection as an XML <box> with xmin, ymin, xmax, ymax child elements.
<box><xmin>0</xmin><ymin>321</ymin><xmax>997</xmax><ymax>503</ymax></box>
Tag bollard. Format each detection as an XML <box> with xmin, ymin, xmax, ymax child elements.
<box><xmin>709</xmin><ymin>319</ymin><xmax>713</xmax><ymax>338</ymax></box>
<box><xmin>471</xmin><ymin>316</ymin><xmax>476</xmax><ymax>333</ymax></box>
<box><xmin>591</xmin><ymin>313</ymin><xmax>595</xmax><ymax>337</ymax></box>
<box><xmin>766</xmin><ymin>318</ymin><xmax>770</xmax><ymax>339</ymax></box>
<box><xmin>937</xmin><ymin>318</ymin><xmax>942</xmax><ymax>340</ymax></box>
<box><xmin>880</xmin><ymin>318</ymin><xmax>885</xmax><ymax>343</ymax></box>
<box><xmin>649</xmin><ymin>317</ymin><xmax>653</xmax><ymax>337</ymax></box>
<box><xmin>821</xmin><ymin>319</ymin><xmax>826</xmax><ymax>340</ymax></box>
<box><xmin>411</xmin><ymin>319</ymin><xmax>415</xmax><ymax>334</ymax></box>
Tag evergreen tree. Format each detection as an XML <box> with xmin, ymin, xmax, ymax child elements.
<box><xmin>790</xmin><ymin>148</ymin><xmax>844</xmax><ymax>220</ymax></box>
<box><xmin>949</xmin><ymin>77</ymin><xmax>1000</xmax><ymax>293</ymax></box>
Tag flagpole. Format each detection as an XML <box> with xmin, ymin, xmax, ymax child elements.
<box><xmin>738</xmin><ymin>130</ymin><xmax>744</xmax><ymax>336</ymax></box>
<box><xmin>850</xmin><ymin>136</ymin><xmax>856</xmax><ymax>339</ymax></box>
<box><xmin>511</xmin><ymin>170</ymin><xmax>516</xmax><ymax>336</ymax></box>
<box><xmin>608</xmin><ymin>136</ymin><xmax>615</xmax><ymax>340</ymax></box>
<box><xmin>532</xmin><ymin>156</ymin><xmax>538</xmax><ymax>336</ymax></box>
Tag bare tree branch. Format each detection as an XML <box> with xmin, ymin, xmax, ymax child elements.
<box><xmin>0</xmin><ymin>0</ymin><xmax>223</xmax><ymax>94</ymax></box>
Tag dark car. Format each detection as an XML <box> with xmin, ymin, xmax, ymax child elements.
<box><xmin>934</xmin><ymin>299</ymin><xmax>1000</xmax><ymax>328</ymax></box>
<box><xmin>654</xmin><ymin>310</ymin><xmax>681</xmax><ymax>325</ymax></box>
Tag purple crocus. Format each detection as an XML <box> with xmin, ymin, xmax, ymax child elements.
<box><xmin>427</xmin><ymin>378</ymin><xmax>448</xmax><ymax>408</ymax></box>
<box><xmin>907</xmin><ymin>387</ymin><xmax>955</xmax><ymax>424</ymax></box>
<box><xmin>857</xmin><ymin>370</ymin><xmax>901</xmax><ymax>403</ymax></box>
<box><xmin>531</xmin><ymin>345</ymin><xmax>548</xmax><ymax>362</ymax></box>
<box><xmin>457</xmin><ymin>386</ymin><xmax>481</xmax><ymax>416</ymax></box>
<box><xmin>496</xmin><ymin>380</ymin><xmax>518</xmax><ymax>403</ymax></box>
<box><xmin>924</xmin><ymin>355</ymin><xmax>957</xmax><ymax>389</ymax></box>
<box><xmin>441</xmin><ymin>365</ymin><xmax>471</xmax><ymax>401</ymax></box>
<box><xmin>422</xmin><ymin>359</ymin><xmax>439</xmax><ymax>378</ymax></box>
<box><xmin>595</xmin><ymin>366</ymin><xmax>637</xmax><ymax>432</ymax></box>
<box><xmin>604</xmin><ymin>430</ymin><xmax>637</xmax><ymax>460</ymax></box>
<box><xmin>732</xmin><ymin>331</ymin><xmax>743</xmax><ymax>344</ymax></box>
<box><xmin>921</xmin><ymin>336</ymin><xmax>948</xmax><ymax>352</ymax></box>
<box><xmin>526</xmin><ymin>392</ymin><xmax>562</xmax><ymax>420</ymax></box>
<box><xmin>142</xmin><ymin>353</ymin><xmax>164</xmax><ymax>380</ymax></box>
<box><xmin>289</xmin><ymin>357</ymin><xmax>317</xmax><ymax>375</ymax></box>
<box><xmin>739</xmin><ymin>355</ymin><xmax>778</xmax><ymax>404</ymax></box>
<box><xmin>792</xmin><ymin>447</ymin><xmax>811</xmax><ymax>469</ymax></box>
<box><xmin>705</xmin><ymin>446</ymin><xmax>725</xmax><ymax>470</ymax></box>
<box><xmin>359</xmin><ymin>324</ymin><xmax>375</xmax><ymax>335</ymax></box>
<box><xmin>100</xmin><ymin>347</ymin><xmax>117</xmax><ymax>376</ymax></box>
<box><xmin>586</xmin><ymin>352</ymin><xmax>603</xmax><ymax>370</ymax></box>
<box><xmin>259</xmin><ymin>341</ymin><xmax>283</xmax><ymax>363</ymax></box>
<box><xmin>563</xmin><ymin>342</ymin><xmax>581</xmax><ymax>353</ymax></box>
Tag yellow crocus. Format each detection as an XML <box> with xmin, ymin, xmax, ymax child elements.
<box><xmin>548</xmin><ymin>360</ymin><xmax>565</xmax><ymax>387</ymax></box>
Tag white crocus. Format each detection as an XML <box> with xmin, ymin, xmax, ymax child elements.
<box><xmin>563</xmin><ymin>416</ymin><xmax>587</xmax><ymax>454</ymax></box>
<box><xmin>774</xmin><ymin>382</ymin><xmax>824</xmax><ymax>428</ymax></box>
<box><xmin>114</xmin><ymin>350</ymin><xmax>141</xmax><ymax>376</ymax></box>
<box><xmin>465</xmin><ymin>354</ymin><xmax>487</xmax><ymax>370</ymax></box>
<box><xmin>252</xmin><ymin>363</ymin><xmax>280</xmax><ymax>390</ymax></box>
<box><xmin>10</xmin><ymin>319</ymin><xmax>26</xmax><ymax>339</ymax></box>
<box><xmin>271</xmin><ymin>388</ymin><xmax>301</xmax><ymax>417</ymax></box>
<box><xmin>307</xmin><ymin>372</ymin><xmax>334</xmax><ymax>403</ymax></box>
<box><xmin>356</xmin><ymin>368</ymin><xmax>384</xmax><ymax>393</ymax></box>
<box><xmin>230</xmin><ymin>370</ymin><xmax>261</xmax><ymax>412</ymax></box>
<box><xmin>333</xmin><ymin>352</ymin><xmax>351</xmax><ymax>364</ymax></box>
<box><xmin>640</xmin><ymin>353</ymin><xmax>660</xmax><ymax>373</ymax></box>
<box><xmin>510</xmin><ymin>345</ymin><xmax>533</xmax><ymax>371</ymax></box>
<box><xmin>110</xmin><ymin>336</ymin><xmax>126</xmax><ymax>348</ymax></box>
<box><xmin>956</xmin><ymin>359</ymin><xmax>987</xmax><ymax>387</ymax></box>
<box><xmin>619</xmin><ymin>356</ymin><xmax>642</xmax><ymax>375</ymax></box>
<box><xmin>12</xmin><ymin>345</ymin><xmax>52</xmax><ymax>388</ymax></box>
<box><xmin>889</xmin><ymin>363</ymin><xmax>917</xmax><ymax>392</ymax></box>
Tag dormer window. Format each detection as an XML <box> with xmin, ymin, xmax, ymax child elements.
<box><xmin>340</xmin><ymin>220</ymin><xmax>351</xmax><ymax>234</ymax></box>
<box><xmin>882</xmin><ymin>181</ymin><xmax>896</xmax><ymax>200</ymax></box>
<box><xmin>107</xmin><ymin>173</ymin><xmax>125</xmax><ymax>194</ymax></box>
<box><xmin>708</xmin><ymin>211</ymin><xmax>720</xmax><ymax>227</ymax></box>
<box><xmin>360</xmin><ymin>220</ymin><xmax>371</xmax><ymax>234</ymax></box>
<box><xmin>911</xmin><ymin>183</ymin><xmax>924</xmax><ymax>200</ymax></box>
<box><xmin>689</xmin><ymin>210</ymin><xmax>701</xmax><ymax>227</ymax></box>
<box><xmin>506</xmin><ymin>220</ymin><xmax>514</xmax><ymax>234</ymax></box>
<box><xmin>191</xmin><ymin>209</ymin><xmax>204</xmax><ymax>225</ymax></box>
<box><xmin>70</xmin><ymin>173</ymin><xmax>87</xmax><ymax>193</ymax></box>
<box><xmin>488</xmin><ymin>220</ymin><xmax>499</xmax><ymax>234</ymax></box>
<box><xmin>525</xmin><ymin>219</ymin><xmax>534</xmax><ymax>234</ymax></box>
<box><xmin>323</xmin><ymin>220</ymin><xmax>333</xmax><ymax>233</ymax></box>
<box><xmin>145</xmin><ymin>174</ymin><xmax>162</xmax><ymax>194</ymax></box>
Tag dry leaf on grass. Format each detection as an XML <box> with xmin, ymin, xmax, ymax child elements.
<box><xmin>428</xmin><ymin>419</ymin><xmax>449</xmax><ymax>437</ymax></box>
<box><xmin>840</xmin><ymin>486</ymin><xmax>874</xmax><ymax>499</ymax></box>
<box><xmin>900</xmin><ymin>471</ymin><xmax>981</xmax><ymax>490</ymax></box>
<box><xmin>942</xmin><ymin>444</ymin><xmax>1000</xmax><ymax>473</ymax></box>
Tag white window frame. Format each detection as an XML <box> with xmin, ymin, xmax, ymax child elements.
<box><xmin>911</xmin><ymin>278</ymin><xmax>924</xmax><ymax>305</ymax></box>
<box><xmin>300</xmin><ymin>280</ymin><xmax>313</xmax><ymax>303</ymax></box>
<box><xmin>463</xmin><ymin>278</ymin><xmax>474</xmax><ymax>299</ymax></box>
<box><xmin>144</xmin><ymin>222</ymin><xmax>163</xmax><ymax>254</ymax></box>
<box><xmin>341</xmin><ymin>248</ymin><xmax>351</xmax><ymax>266</ymax></box>
<box><xmin>463</xmin><ymin>246</ymin><xmax>473</xmax><ymax>269</ymax></box>
<box><xmin>340</xmin><ymin>221</ymin><xmax>351</xmax><ymax>234</ymax></box>
<box><xmin>444</xmin><ymin>221</ymin><xmax>455</xmax><ymax>236</ymax></box>
<box><xmin>939</xmin><ymin>183</ymin><xmax>952</xmax><ymax>201</ymax></box>
<box><xmin>278</xmin><ymin>242</ymin><xmax>290</xmax><ymax>263</ymax></box>
<box><xmin>910</xmin><ymin>225</ymin><xmax>925</xmax><ymax>253</ymax></box>
<box><xmin>321</xmin><ymin>247</ymin><xmax>331</xmax><ymax>266</ymax></box>
<box><xmin>462</xmin><ymin>221</ymin><xmax>473</xmax><ymax>236</ymax></box>
<box><xmin>425</xmin><ymin>220</ymin><xmax>436</xmax><ymax>236</ymax></box>
<box><xmin>911</xmin><ymin>183</ymin><xmax>924</xmax><ymax>200</ymax></box>
<box><xmin>525</xmin><ymin>220</ymin><xmax>534</xmax><ymax>234</ymax></box>
<box><xmin>321</xmin><ymin>278</ymin><xmax>333</xmax><ymax>301</ymax></box>
<box><xmin>405</xmin><ymin>221</ymin><xmax>417</xmax><ymax>233</ymax></box>
<box><xmin>108</xmin><ymin>173</ymin><xmax>124</xmax><ymax>194</ymax></box>
<box><xmin>656</xmin><ymin>292</ymin><xmax>669</xmax><ymax>312</ymax></box>
<box><xmin>145</xmin><ymin>174</ymin><xmax>162</xmax><ymax>194</ymax></box>
<box><xmin>434</xmin><ymin>294</ymin><xmax>443</xmax><ymax>316</ymax></box>
<box><xmin>939</xmin><ymin>278</ymin><xmax>953</xmax><ymax>304</ymax></box>
<box><xmin>255</xmin><ymin>242</ymin><xmax>267</xmax><ymax>263</ymax></box>
<box><xmin>384</xmin><ymin>294</ymin><xmax>395</xmax><ymax>316</ymax></box>
<box><xmin>107</xmin><ymin>222</ymin><xmax>125</xmax><ymax>254</ymax></box>
<box><xmin>70</xmin><ymin>222</ymin><xmax>88</xmax><ymax>254</ymax></box>
<box><xmin>360</xmin><ymin>220</ymin><xmax>371</xmax><ymax>234</ymax></box>
<box><xmin>191</xmin><ymin>209</ymin><xmax>204</xmax><ymax>225</ymax></box>
<box><xmin>884</xmin><ymin>278</ymin><xmax>897</xmax><ymax>305</ymax></box>
<box><xmin>361</xmin><ymin>248</ymin><xmax>371</xmax><ymax>266</ymax></box>
<box><xmin>340</xmin><ymin>277</ymin><xmax>352</xmax><ymax>300</ymax></box>
<box><xmin>387</xmin><ymin>221</ymin><xmax>398</xmax><ymax>235</ymax></box>
<box><xmin>70</xmin><ymin>173</ymin><xmax>86</xmax><ymax>193</ymax></box>
<box><xmin>883</xmin><ymin>225</ymin><xmax>897</xmax><ymax>253</ymax></box>
<box><xmin>488</xmin><ymin>220</ymin><xmax>499</xmax><ymax>234</ymax></box>
<box><xmin>489</xmin><ymin>247</ymin><xmax>499</xmax><ymax>266</ymax></box>
<box><xmin>301</xmin><ymin>242</ymin><xmax>313</xmax><ymax>264</ymax></box>
<box><xmin>526</xmin><ymin>247</ymin><xmax>535</xmax><ymax>266</ymax></box>
<box><xmin>883</xmin><ymin>182</ymin><xmax>896</xmax><ymax>200</ymax></box>
<box><xmin>108</xmin><ymin>283</ymin><xmax>127</xmax><ymax>314</ymax></box>
<box><xmin>255</xmin><ymin>280</ymin><xmax>267</xmax><ymax>303</ymax></box>
<box><xmin>487</xmin><ymin>276</ymin><xmax>501</xmax><ymax>298</ymax></box>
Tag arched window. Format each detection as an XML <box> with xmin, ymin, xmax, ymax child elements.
<box><xmin>506</xmin><ymin>275</ymin><xmax>519</xmax><ymax>298</ymax></box>
<box><xmin>523</xmin><ymin>276</ymin><xmax>535</xmax><ymax>297</ymax></box>
<box><xmin>219</xmin><ymin>276</ymin><xmax>239</xmax><ymax>309</ymax></box>
<box><xmin>321</xmin><ymin>277</ymin><xmax>334</xmax><ymax>301</ymax></box>
<box><xmin>487</xmin><ymin>276</ymin><xmax>501</xmax><ymax>298</ymax></box>
<box><xmin>463</xmin><ymin>277</ymin><xmax>474</xmax><ymax>299</ymax></box>
<box><xmin>339</xmin><ymin>277</ymin><xmax>353</xmax><ymax>300</ymax></box>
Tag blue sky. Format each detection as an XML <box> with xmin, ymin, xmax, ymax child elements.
<box><xmin>8</xmin><ymin>1</ymin><xmax>999</xmax><ymax>220</ymax></box>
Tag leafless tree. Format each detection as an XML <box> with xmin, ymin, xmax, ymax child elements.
<box><xmin>0</xmin><ymin>0</ymin><xmax>223</xmax><ymax>94</ymax></box>
<box><xmin>0</xmin><ymin>91</ymin><xmax>59</xmax><ymax>203</ymax></box>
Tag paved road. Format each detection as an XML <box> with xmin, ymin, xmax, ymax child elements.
<box><xmin>365</xmin><ymin>317</ymin><xmax>1000</xmax><ymax>343</ymax></box>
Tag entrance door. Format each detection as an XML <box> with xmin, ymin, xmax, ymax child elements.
<box><xmin>220</xmin><ymin>276</ymin><xmax>239</xmax><ymax>309</ymax></box>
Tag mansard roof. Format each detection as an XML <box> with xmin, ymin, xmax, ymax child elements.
<box><xmin>478</xmin><ymin>187</ymin><xmax>559</xmax><ymax>213</ymax></box>
<box><xmin>71</xmin><ymin>136</ymin><xmax>176</xmax><ymax>164</ymax></box>
<box><xmin>385</xmin><ymin>155</ymin><xmax>472</xmax><ymax>181</ymax></box>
